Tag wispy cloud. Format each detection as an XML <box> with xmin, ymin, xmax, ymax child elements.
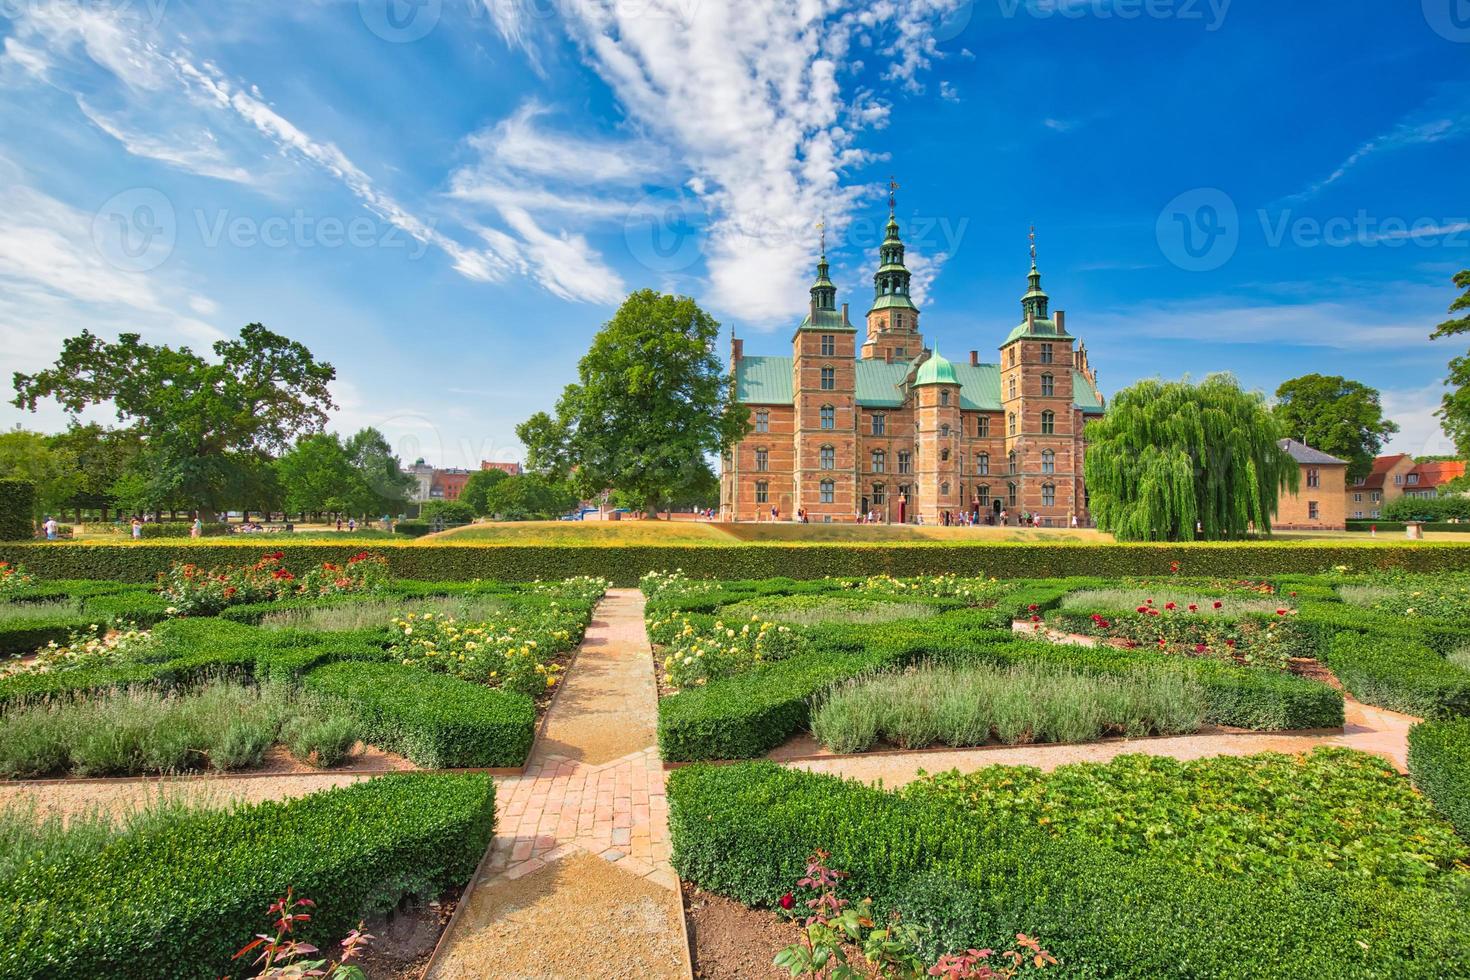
<box><xmin>1381</xmin><ymin>383</ymin><xmax>1459</xmax><ymax>456</ymax></box>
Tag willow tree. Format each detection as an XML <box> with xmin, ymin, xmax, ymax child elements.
<box><xmin>1084</xmin><ymin>374</ymin><xmax>1297</xmax><ymax>541</ymax></box>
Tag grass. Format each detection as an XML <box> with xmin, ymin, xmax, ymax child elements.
<box><xmin>427</xmin><ymin>518</ymin><xmax>1115</xmax><ymax>546</ymax></box>
<box><xmin>1059</xmin><ymin>588</ymin><xmax>1289</xmax><ymax>616</ymax></box>
<box><xmin>0</xmin><ymin>793</ymin><xmax>211</xmax><ymax>882</ymax></box>
<box><xmin>719</xmin><ymin>596</ymin><xmax>941</xmax><ymax>626</ymax></box>
<box><xmin>810</xmin><ymin>661</ymin><xmax>1207</xmax><ymax>754</ymax></box>
<box><xmin>258</xmin><ymin>594</ymin><xmax>511</xmax><ymax>631</ymax></box>
<box><xmin>0</xmin><ymin>679</ymin><xmax>359</xmax><ymax>777</ymax></box>
<box><xmin>1449</xmin><ymin>646</ymin><xmax>1470</xmax><ymax>672</ymax></box>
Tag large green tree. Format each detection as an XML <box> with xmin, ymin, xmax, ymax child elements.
<box><xmin>460</xmin><ymin>468</ymin><xmax>509</xmax><ymax>517</ymax></box>
<box><xmin>1085</xmin><ymin>374</ymin><xmax>1298</xmax><ymax>541</ymax></box>
<box><xmin>45</xmin><ymin>423</ymin><xmax>144</xmax><ymax>517</ymax></box>
<box><xmin>12</xmin><ymin>325</ymin><xmax>335</xmax><ymax>514</ymax></box>
<box><xmin>343</xmin><ymin>427</ymin><xmax>414</xmax><ymax>516</ymax></box>
<box><xmin>516</xmin><ymin>290</ymin><xmax>748</xmax><ymax>514</ymax></box>
<box><xmin>275</xmin><ymin>433</ymin><xmax>356</xmax><ymax>517</ymax></box>
<box><xmin>1433</xmin><ymin>269</ymin><xmax>1470</xmax><ymax>456</ymax></box>
<box><xmin>0</xmin><ymin>429</ymin><xmax>80</xmax><ymax>519</ymax></box>
<box><xmin>484</xmin><ymin>473</ymin><xmax>578</xmax><ymax>521</ymax></box>
<box><xmin>1272</xmin><ymin>374</ymin><xmax>1398</xmax><ymax>482</ymax></box>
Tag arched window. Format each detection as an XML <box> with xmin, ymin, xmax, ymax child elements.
<box><xmin>1008</xmin><ymin>412</ymin><xmax>1016</xmax><ymax>436</ymax></box>
<box><xmin>940</xmin><ymin>448</ymin><xmax>950</xmax><ymax>462</ymax></box>
<box><xmin>819</xmin><ymin>479</ymin><xmax>835</xmax><ymax>504</ymax></box>
<box><xmin>1041</xmin><ymin>410</ymin><xmax>1055</xmax><ymax>435</ymax></box>
<box><xmin>940</xmin><ymin>423</ymin><xmax>951</xmax><ymax>437</ymax></box>
<box><xmin>940</xmin><ymin>389</ymin><xmax>951</xmax><ymax>407</ymax></box>
<box><xmin>1008</xmin><ymin>376</ymin><xmax>1017</xmax><ymax>400</ymax></box>
<box><xmin>977</xmin><ymin>453</ymin><xmax>990</xmax><ymax>476</ymax></box>
<box><xmin>1041</xmin><ymin>373</ymin><xmax>1055</xmax><ymax>397</ymax></box>
<box><xmin>871</xmin><ymin>450</ymin><xmax>886</xmax><ymax>473</ymax></box>
<box><xmin>755</xmin><ymin>481</ymin><xmax>769</xmax><ymax>504</ymax></box>
<box><xmin>820</xmin><ymin>445</ymin><xmax>835</xmax><ymax>470</ymax></box>
<box><xmin>940</xmin><ymin>482</ymin><xmax>950</xmax><ymax>496</ymax></box>
<box><xmin>821</xmin><ymin>366</ymin><xmax>836</xmax><ymax>390</ymax></box>
<box><xmin>755</xmin><ymin>410</ymin><xmax>769</xmax><ymax>433</ymax></box>
<box><xmin>1008</xmin><ymin>450</ymin><xmax>1017</xmax><ymax>475</ymax></box>
<box><xmin>1042</xmin><ymin>483</ymin><xmax>1056</xmax><ymax>507</ymax></box>
<box><xmin>821</xmin><ymin>404</ymin><xmax>835</xmax><ymax>430</ymax></box>
<box><xmin>755</xmin><ymin>448</ymin><xmax>769</xmax><ymax>472</ymax></box>
<box><xmin>1007</xmin><ymin>482</ymin><xmax>1019</xmax><ymax>507</ymax></box>
<box><xmin>872</xmin><ymin>483</ymin><xmax>886</xmax><ymax>505</ymax></box>
<box><xmin>1042</xmin><ymin>449</ymin><xmax>1056</xmax><ymax>475</ymax></box>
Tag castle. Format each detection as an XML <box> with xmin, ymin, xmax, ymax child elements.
<box><xmin>719</xmin><ymin>200</ymin><xmax>1105</xmax><ymax>526</ymax></box>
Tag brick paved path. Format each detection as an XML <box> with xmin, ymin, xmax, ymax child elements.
<box><xmin>427</xmin><ymin>588</ymin><xmax>686</xmax><ymax>979</ymax></box>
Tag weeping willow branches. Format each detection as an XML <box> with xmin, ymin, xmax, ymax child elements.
<box><xmin>1084</xmin><ymin>374</ymin><xmax>1297</xmax><ymax>541</ymax></box>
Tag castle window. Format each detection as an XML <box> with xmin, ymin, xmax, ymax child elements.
<box><xmin>820</xmin><ymin>480</ymin><xmax>835</xmax><ymax>504</ymax></box>
<box><xmin>895</xmin><ymin>346</ymin><xmax>906</xmax><ymax>358</ymax></box>
<box><xmin>872</xmin><ymin>483</ymin><xmax>886</xmax><ymax>505</ymax></box>
<box><xmin>941</xmin><ymin>449</ymin><xmax>950</xmax><ymax>462</ymax></box>
<box><xmin>821</xmin><ymin>405</ymin><xmax>836</xmax><ymax>430</ymax></box>
<box><xmin>898</xmin><ymin>451</ymin><xmax>912</xmax><ymax>474</ymax></box>
<box><xmin>1042</xmin><ymin>483</ymin><xmax>1056</xmax><ymax>507</ymax></box>
<box><xmin>1007</xmin><ymin>482</ymin><xmax>1019</xmax><ymax>507</ymax></box>
<box><xmin>1009</xmin><ymin>348</ymin><xmax>1016</xmax><ymax>367</ymax></box>
<box><xmin>755</xmin><ymin>411</ymin><xmax>769</xmax><ymax>433</ymax></box>
<box><xmin>1008</xmin><ymin>451</ymin><xmax>1017</xmax><ymax>475</ymax></box>
<box><xmin>820</xmin><ymin>445</ymin><xmax>835</xmax><ymax>470</ymax></box>
<box><xmin>1041</xmin><ymin>410</ymin><xmax>1055</xmax><ymax>435</ymax></box>
<box><xmin>1008</xmin><ymin>377</ymin><xmax>1017</xmax><ymax>400</ymax></box>
<box><xmin>940</xmin><ymin>482</ymin><xmax>950</xmax><ymax>496</ymax></box>
<box><xmin>940</xmin><ymin>423</ymin><xmax>951</xmax><ymax>438</ymax></box>
<box><xmin>940</xmin><ymin>389</ymin><xmax>951</xmax><ymax>407</ymax></box>
<box><xmin>821</xmin><ymin>334</ymin><xmax>836</xmax><ymax>356</ymax></box>
<box><xmin>1040</xmin><ymin>343</ymin><xmax>1054</xmax><ymax>364</ymax></box>
<box><xmin>755</xmin><ymin>481</ymin><xmax>769</xmax><ymax>504</ymax></box>
<box><xmin>1008</xmin><ymin>413</ymin><xmax>1016</xmax><ymax>436</ymax></box>
<box><xmin>1042</xmin><ymin>449</ymin><xmax>1056</xmax><ymax>475</ymax></box>
<box><xmin>821</xmin><ymin>367</ymin><xmax>836</xmax><ymax>390</ymax></box>
<box><xmin>1041</xmin><ymin>373</ymin><xmax>1055</xmax><ymax>397</ymax></box>
<box><xmin>755</xmin><ymin>448</ymin><xmax>769</xmax><ymax>472</ymax></box>
<box><xmin>1308</xmin><ymin>501</ymin><xmax>1320</xmax><ymax>519</ymax></box>
<box><xmin>1307</xmin><ymin>468</ymin><xmax>1321</xmax><ymax>488</ymax></box>
<box><xmin>872</xmin><ymin>413</ymin><xmax>886</xmax><ymax>436</ymax></box>
<box><xmin>872</xmin><ymin>450</ymin><xmax>886</xmax><ymax>473</ymax></box>
<box><xmin>978</xmin><ymin>485</ymin><xmax>991</xmax><ymax>506</ymax></box>
<box><xmin>976</xmin><ymin>416</ymin><xmax>990</xmax><ymax>438</ymax></box>
<box><xmin>977</xmin><ymin>453</ymin><xmax>990</xmax><ymax>476</ymax></box>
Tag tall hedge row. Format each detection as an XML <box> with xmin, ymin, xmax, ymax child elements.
<box><xmin>5</xmin><ymin>540</ymin><xmax>1470</xmax><ymax>585</ymax></box>
<box><xmin>1408</xmin><ymin>718</ymin><xmax>1470</xmax><ymax>840</ymax></box>
<box><xmin>0</xmin><ymin>480</ymin><xmax>34</xmax><ymax>542</ymax></box>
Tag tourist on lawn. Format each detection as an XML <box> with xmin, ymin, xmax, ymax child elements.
<box><xmin>131</xmin><ymin>517</ymin><xmax>142</xmax><ymax>540</ymax></box>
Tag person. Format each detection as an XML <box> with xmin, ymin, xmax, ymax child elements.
<box><xmin>337</xmin><ymin>518</ymin><xmax>343</xmax><ymax>532</ymax></box>
<box><xmin>191</xmin><ymin>516</ymin><xmax>203</xmax><ymax>539</ymax></box>
<box><xmin>1070</xmin><ymin>513</ymin><xmax>1079</xmax><ymax>529</ymax></box>
<box><xmin>43</xmin><ymin>516</ymin><xmax>58</xmax><ymax>540</ymax></box>
<box><xmin>999</xmin><ymin>508</ymin><xmax>1008</xmax><ymax>526</ymax></box>
<box><xmin>131</xmin><ymin>517</ymin><xmax>142</xmax><ymax>540</ymax></box>
<box><xmin>348</xmin><ymin>518</ymin><xmax>357</xmax><ymax>532</ymax></box>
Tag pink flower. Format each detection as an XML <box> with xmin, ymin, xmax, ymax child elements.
<box><xmin>1187</xmin><ymin>604</ymin><xmax>1198</xmax><ymax>613</ymax></box>
<box><xmin>779</xmin><ymin>893</ymin><xmax>795</xmax><ymax>910</ymax></box>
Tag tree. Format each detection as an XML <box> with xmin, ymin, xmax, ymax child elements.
<box><xmin>420</xmin><ymin>499</ymin><xmax>476</xmax><ymax>526</ymax></box>
<box><xmin>517</xmin><ymin>290</ymin><xmax>748</xmax><ymax>514</ymax></box>
<box><xmin>1084</xmin><ymin>374</ymin><xmax>1298</xmax><ymax>541</ymax></box>
<box><xmin>45</xmin><ymin>423</ymin><xmax>144</xmax><ymax>518</ymax></box>
<box><xmin>484</xmin><ymin>474</ymin><xmax>578</xmax><ymax>521</ymax></box>
<box><xmin>0</xmin><ymin>429</ymin><xmax>81</xmax><ymax>519</ymax></box>
<box><xmin>1272</xmin><ymin>375</ymin><xmax>1398</xmax><ymax>483</ymax></box>
<box><xmin>1433</xmin><ymin>269</ymin><xmax>1470</xmax><ymax>456</ymax></box>
<box><xmin>276</xmin><ymin>434</ymin><xmax>356</xmax><ymax>518</ymax></box>
<box><xmin>460</xmin><ymin>468</ymin><xmax>509</xmax><ymax>516</ymax></box>
<box><xmin>12</xmin><ymin>325</ymin><xmax>336</xmax><ymax>514</ymax></box>
<box><xmin>343</xmin><ymin>428</ymin><xmax>413</xmax><ymax>517</ymax></box>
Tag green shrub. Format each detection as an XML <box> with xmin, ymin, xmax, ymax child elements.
<box><xmin>1323</xmin><ymin>632</ymin><xmax>1470</xmax><ymax>718</ymax></box>
<box><xmin>304</xmin><ymin>661</ymin><xmax>535</xmax><ymax>767</ymax></box>
<box><xmin>0</xmin><ymin>609</ymin><xmax>98</xmax><ymax>658</ymax></box>
<box><xmin>0</xmin><ymin>773</ymin><xmax>496</xmax><ymax>978</ymax></box>
<box><xmin>0</xmin><ymin>480</ymin><xmax>34</xmax><ymax>542</ymax></box>
<box><xmin>1408</xmin><ymin>718</ymin><xmax>1470</xmax><ymax>839</ymax></box>
<box><xmin>667</xmin><ymin>762</ymin><xmax>1470</xmax><ymax>979</ymax></box>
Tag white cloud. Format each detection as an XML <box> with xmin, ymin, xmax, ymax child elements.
<box><xmin>1381</xmin><ymin>383</ymin><xmax>1459</xmax><ymax>457</ymax></box>
<box><xmin>76</xmin><ymin>97</ymin><xmax>257</xmax><ymax>185</ymax></box>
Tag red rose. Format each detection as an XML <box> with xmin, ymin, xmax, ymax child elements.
<box><xmin>1276</xmin><ymin>609</ymin><xmax>1287</xmax><ymax>616</ymax></box>
<box><xmin>779</xmin><ymin>893</ymin><xmax>795</xmax><ymax>910</ymax></box>
<box><xmin>1136</xmin><ymin>606</ymin><xmax>1149</xmax><ymax>614</ymax></box>
<box><xmin>1164</xmin><ymin>602</ymin><xmax>1176</xmax><ymax>611</ymax></box>
<box><xmin>1212</xmin><ymin>601</ymin><xmax>1223</xmax><ymax>610</ymax></box>
<box><xmin>1187</xmin><ymin>604</ymin><xmax>1198</xmax><ymax>612</ymax></box>
<box><xmin>1027</xmin><ymin>604</ymin><xmax>1039</xmax><ymax>613</ymax></box>
<box><xmin>1031</xmin><ymin>615</ymin><xmax>1041</xmax><ymax>623</ymax></box>
<box><xmin>1226</xmin><ymin>639</ymin><xmax>1237</xmax><ymax>648</ymax></box>
<box><xmin>1145</xmin><ymin>599</ymin><xmax>1154</xmax><ymax>605</ymax></box>
<box><xmin>1195</xmin><ymin>643</ymin><xmax>1207</xmax><ymax>653</ymax></box>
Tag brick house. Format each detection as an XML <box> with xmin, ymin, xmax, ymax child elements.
<box><xmin>1345</xmin><ymin>454</ymin><xmax>1467</xmax><ymax>518</ymax></box>
<box><xmin>1401</xmin><ymin>459</ymin><xmax>1466</xmax><ymax>499</ymax></box>
<box><xmin>1275</xmin><ymin>439</ymin><xmax>1347</xmax><ymax>530</ymax></box>
<box><xmin>719</xmin><ymin>208</ymin><xmax>1105</xmax><ymax>525</ymax></box>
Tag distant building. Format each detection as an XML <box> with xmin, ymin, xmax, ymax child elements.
<box><xmin>406</xmin><ymin>461</ymin><xmax>435</xmax><ymax>504</ymax></box>
<box><xmin>1276</xmin><ymin>439</ymin><xmax>1346</xmax><ymax>530</ymax></box>
<box><xmin>433</xmin><ymin>468</ymin><xmax>471</xmax><ymax>501</ymax></box>
<box><xmin>481</xmin><ymin>461</ymin><xmax>524</xmax><ymax>476</ymax></box>
<box><xmin>1347</xmin><ymin>454</ymin><xmax>1466</xmax><ymax>518</ymax></box>
<box><xmin>1402</xmin><ymin>459</ymin><xmax>1466</xmax><ymax>499</ymax></box>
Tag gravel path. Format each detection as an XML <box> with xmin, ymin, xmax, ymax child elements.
<box><xmin>0</xmin><ymin>771</ymin><xmax>378</xmax><ymax>820</ymax></box>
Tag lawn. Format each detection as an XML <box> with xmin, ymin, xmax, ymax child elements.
<box><xmin>430</xmin><ymin>518</ymin><xmax>1118</xmax><ymax>546</ymax></box>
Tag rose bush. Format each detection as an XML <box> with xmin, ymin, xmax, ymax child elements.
<box><xmin>160</xmin><ymin>552</ymin><xmax>388</xmax><ymax>616</ymax></box>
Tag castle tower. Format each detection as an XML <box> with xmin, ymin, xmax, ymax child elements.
<box><xmin>792</xmin><ymin>234</ymin><xmax>857</xmax><ymax>521</ymax></box>
<box><xmin>861</xmin><ymin>179</ymin><xmax>924</xmax><ymax>362</ymax></box>
<box><xmin>999</xmin><ymin>230</ymin><xmax>1078</xmax><ymax>521</ymax></box>
<box><xmin>913</xmin><ymin>349</ymin><xmax>961</xmax><ymax>524</ymax></box>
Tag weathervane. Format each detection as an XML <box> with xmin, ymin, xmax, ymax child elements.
<box><xmin>888</xmin><ymin>176</ymin><xmax>900</xmax><ymax>214</ymax></box>
<box><xmin>817</xmin><ymin>216</ymin><xmax>827</xmax><ymax>257</ymax></box>
<box><xmin>1029</xmin><ymin>225</ymin><xmax>1037</xmax><ymax>264</ymax></box>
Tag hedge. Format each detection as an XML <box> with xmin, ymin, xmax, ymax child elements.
<box><xmin>667</xmin><ymin>763</ymin><xmax>1470</xmax><ymax>979</ymax></box>
<box><xmin>1408</xmin><ymin>718</ymin><xmax>1470</xmax><ymax>839</ymax></box>
<box><xmin>1322</xmin><ymin>632</ymin><xmax>1470</xmax><ymax>718</ymax></box>
<box><xmin>0</xmin><ymin>614</ymin><xmax>97</xmax><ymax>659</ymax></box>
<box><xmin>138</xmin><ymin>521</ymin><xmax>232</xmax><ymax>539</ymax></box>
<box><xmin>6</xmin><ymin>541</ymin><xmax>1470</xmax><ymax>586</ymax></box>
<box><xmin>0</xmin><ymin>480</ymin><xmax>34</xmax><ymax>542</ymax></box>
<box><xmin>0</xmin><ymin>772</ymin><xmax>495</xmax><ymax>979</ymax></box>
<box><xmin>304</xmin><ymin>661</ymin><xmax>536</xmax><ymax>768</ymax></box>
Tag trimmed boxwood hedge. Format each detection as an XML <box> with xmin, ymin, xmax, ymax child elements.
<box><xmin>6</xmin><ymin>540</ymin><xmax>1470</xmax><ymax>586</ymax></box>
<box><xmin>1409</xmin><ymin>718</ymin><xmax>1470</xmax><ymax>839</ymax></box>
<box><xmin>668</xmin><ymin>762</ymin><xmax>1470</xmax><ymax>979</ymax></box>
<box><xmin>304</xmin><ymin>661</ymin><xmax>536</xmax><ymax>768</ymax></box>
<box><xmin>0</xmin><ymin>772</ymin><xmax>496</xmax><ymax>979</ymax></box>
<box><xmin>1322</xmin><ymin>632</ymin><xmax>1470</xmax><ymax>719</ymax></box>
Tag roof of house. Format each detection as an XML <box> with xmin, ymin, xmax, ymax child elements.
<box><xmin>1356</xmin><ymin>453</ymin><xmax>1412</xmax><ymax>490</ymax></box>
<box><xmin>735</xmin><ymin>355</ymin><xmax>1105</xmax><ymax>414</ymax></box>
<box><xmin>913</xmin><ymin>351</ymin><xmax>959</xmax><ymax>386</ymax></box>
<box><xmin>1277</xmin><ymin>439</ymin><xmax>1347</xmax><ymax>466</ymax></box>
<box><xmin>1409</xmin><ymin>460</ymin><xmax>1467</xmax><ymax>489</ymax></box>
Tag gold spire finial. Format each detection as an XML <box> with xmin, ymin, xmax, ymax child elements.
<box><xmin>888</xmin><ymin>176</ymin><xmax>900</xmax><ymax>214</ymax></box>
<box><xmin>1029</xmin><ymin>225</ymin><xmax>1037</xmax><ymax>265</ymax></box>
<box><xmin>817</xmin><ymin>216</ymin><xmax>826</xmax><ymax>257</ymax></box>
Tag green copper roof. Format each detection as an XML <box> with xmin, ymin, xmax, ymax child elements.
<box><xmin>868</xmin><ymin>293</ymin><xmax>918</xmax><ymax>312</ymax></box>
<box><xmin>1002</xmin><ymin>317</ymin><xmax>1069</xmax><ymax>346</ymax></box>
<box><xmin>796</xmin><ymin>307</ymin><xmax>856</xmax><ymax>332</ymax></box>
<box><xmin>913</xmin><ymin>351</ymin><xmax>959</xmax><ymax>387</ymax></box>
<box><xmin>735</xmin><ymin>355</ymin><xmax>1104</xmax><ymax>414</ymax></box>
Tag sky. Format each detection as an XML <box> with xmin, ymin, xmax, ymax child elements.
<box><xmin>1</xmin><ymin>0</ymin><xmax>1468</xmax><ymax>468</ymax></box>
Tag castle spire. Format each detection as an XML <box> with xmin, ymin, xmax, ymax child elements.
<box><xmin>809</xmin><ymin>217</ymin><xmax>836</xmax><ymax>312</ymax></box>
<box><xmin>870</xmin><ymin>180</ymin><xmax>914</xmax><ymax>311</ymax></box>
<box><xmin>1021</xmin><ymin>225</ymin><xmax>1049</xmax><ymax>320</ymax></box>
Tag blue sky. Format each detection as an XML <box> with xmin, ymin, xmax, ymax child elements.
<box><xmin>1</xmin><ymin>0</ymin><xmax>1467</xmax><ymax>467</ymax></box>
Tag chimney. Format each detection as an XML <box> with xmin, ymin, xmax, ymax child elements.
<box><xmin>1027</xmin><ymin>310</ymin><xmax>1036</xmax><ymax>330</ymax></box>
<box><xmin>1055</xmin><ymin>310</ymin><xmax>1066</xmax><ymax>333</ymax></box>
<box><xmin>969</xmin><ymin>350</ymin><xmax>979</xmax><ymax>366</ymax></box>
<box><xmin>841</xmin><ymin>302</ymin><xmax>849</xmax><ymax>325</ymax></box>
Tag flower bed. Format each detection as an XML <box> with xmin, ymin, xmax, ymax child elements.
<box><xmin>160</xmin><ymin>550</ymin><xmax>390</xmax><ymax>616</ymax></box>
